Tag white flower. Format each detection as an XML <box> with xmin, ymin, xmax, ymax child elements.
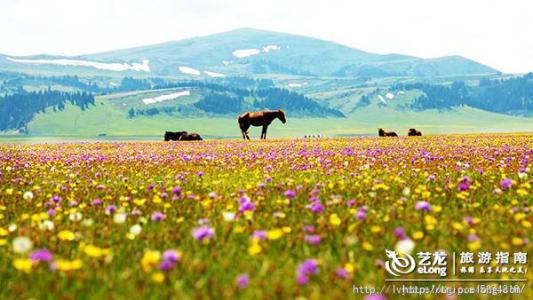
<box><xmin>113</xmin><ymin>213</ymin><xmax>127</xmax><ymax>224</ymax></box>
<box><xmin>402</xmin><ymin>187</ymin><xmax>411</xmax><ymax>196</ymax></box>
<box><xmin>129</xmin><ymin>224</ymin><xmax>142</xmax><ymax>235</ymax></box>
<box><xmin>39</xmin><ymin>220</ymin><xmax>55</xmax><ymax>231</ymax></box>
<box><xmin>222</xmin><ymin>212</ymin><xmax>236</xmax><ymax>222</ymax></box>
<box><xmin>23</xmin><ymin>191</ymin><xmax>34</xmax><ymax>200</ymax></box>
<box><xmin>6</xmin><ymin>166</ymin><xmax>12</xmax><ymax>171</ymax></box>
<box><xmin>395</xmin><ymin>239</ymin><xmax>416</xmax><ymax>255</ymax></box>
<box><xmin>8</xmin><ymin>224</ymin><xmax>17</xmax><ymax>232</ymax></box>
<box><xmin>12</xmin><ymin>236</ymin><xmax>33</xmax><ymax>254</ymax></box>
<box><xmin>518</xmin><ymin>172</ymin><xmax>528</xmax><ymax>180</ymax></box>
<box><xmin>69</xmin><ymin>212</ymin><xmax>83</xmax><ymax>222</ymax></box>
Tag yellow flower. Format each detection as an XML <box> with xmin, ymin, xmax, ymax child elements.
<box><xmin>84</xmin><ymin>245</ymin><xmax>111</xmax><ymax>258</ymax></box>
<box><xmin>152</xmin><ymin>272</ymin><xmax>165</xmax><ymax>283</ymax></box>
<box><xmin>522</xmin><ymin>220</ymin><xmax>531</xmax><ymax>228</ymax></box>
<box><xmin>362</xmin><ymin>242</ymin><xmax>374</xmax><ymax>251</ymax></box>
<box><xmin>0</xmin><ymin>228</ymin><xmax>8</xmax><ymax>236</ymax></box>
<box><xmin>344</xmin><ymin>263</ymin><xmax>355</xmax><ymax>273</ymax></box>
<box><xmin>467</xmin><ymin>241</ymin><xmax>481</xmax><ymax>251</ymax></box>
<box><xmin>511</xmin><ymin>237</ymin><xmax>523</xmax><ymax>246</ymax></box>
<box><xmin>141</xmin><ymin>250</ymin><xmax>161</xmax><ymax>272</ymax></box>
<box><xmin>266</xmin><ymin>229</ymin><xmax>283</xmax><ymax>240</ymax></box>
<box><xmin>412</xmin><ymin>231</ymin><xmax>424</xmax><ymax>240</ymax></box>
<box><xmin>13</xmin><ymin>258</ymin><xmax>32</xmax><ymax>273</ymax></box>
<box><xmin>248</xmin><ymin>239</ymin><xmax>262</xmax><ymax>255</ymax></box>
<box><xmin>329</xmin><ymin>214</ymin><xmax>341</xmax><ymax>226</ymax></box>
<box><xmin>55</xmin><ymin>259</ymin><xmax>83</xmax><ymax>271</ymax></box>
<box><xmin>58</xmin><ymin>230</ymin><xmax>76</xmax><ymax>241</ymax></box>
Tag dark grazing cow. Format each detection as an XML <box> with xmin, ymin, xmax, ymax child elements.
<box><xmin>164</xmin><ymin>131</ymin><xmax>203</xmax><ymax>141</ymax></box>
<box><xmin>378</xmin><ymin>128</ymin><xmax>398</xmax><ymax>137</ymax></box>
<box><xmin>408</xmin><ymin>128</ymin><xmax>422</xmax><ymax>136</ymax></box>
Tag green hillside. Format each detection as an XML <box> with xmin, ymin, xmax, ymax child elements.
<box><xmin>25</xmin><ymin>95</ymin><xmax>532</xmax><ymax>139</ymax></box>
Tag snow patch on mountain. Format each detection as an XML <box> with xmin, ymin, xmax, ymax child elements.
<box><xmin>262</xmin><ymin>45</ymin><xmax>281</xmax><ymax>52</ymax></box>
<box><xmin>142</xmin><ymin>91</ymin><xmax>191</xmax><ymax>105</ymax></box>
<box><xmin>232</xmin><ymin>49</ymin><xmax>261</xmax><ymax>58</ymax></box>
<box><xmin>7</xmin><ymin>57</ymin><xmax>151</xmax><ymax>72</ymax></box>
<box><xmin>178</xmin><ymin>66</ymin><xmax>201</xmax><ymax>75</ymax></box>
<box><xmin>287</xmin><ymin>82</ymin><xmax>306</xmax><ymax>88</ymax></box>
<box><xmin>205</xmin><ymin>71</ymin><xmax>225</xmax><ymax>78</ymax></box>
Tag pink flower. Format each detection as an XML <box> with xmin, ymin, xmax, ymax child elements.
<box><xmin>304</xmin><ymin>235</ymin><xmax>322</xmax><ymax>245</ymax></box>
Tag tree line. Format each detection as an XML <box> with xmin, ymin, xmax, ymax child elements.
<box><xmin>393</xmin><ymin>73</ymin><xmax>533</xmax><ymax>115</ymax></box>
<box><xmin>0</xmin><ymin>88</ymin><xmax>94</xmax><ymax>131</ymax></box>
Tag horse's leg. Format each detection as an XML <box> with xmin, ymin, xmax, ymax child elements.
<box><xmin>262</xmin><ymin>125</ymin><xmax>268</xmax><ymax>139</ymax></box>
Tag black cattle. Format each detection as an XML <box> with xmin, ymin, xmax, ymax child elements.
<box><xmin>164</xmin><ymin>131</ymin><xmax>203</xmax><ymax>141</ymax></box>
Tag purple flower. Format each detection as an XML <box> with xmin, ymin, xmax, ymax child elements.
<box><xmin>238</xmin><ymin>196</ymin><xmax>256</xmax><ymax>213</ymax></box>
<box><xmin>500</xmin><ymin>178</ymin><xmax>513</xmax><ymax>190</ymax></box>
<box><xmin>306</xmin><ymin>202</ymin><xmax>324</xmax><ymax>213</ymax></box>
<box><xmin>284</xmin><ymin>189</ymin><xmax>296</xmax><ymax>199</ymax></box>
<box><xmin>458</xmin><ymin>176</ymin><xmax>471</xmax><ymax>191</ymax></box>
<box><xmin>304</xmin><ymin>235</ymin><xmax>321</xmax><ymax>245</ymax></box>
<box><xmin>151</xmin><ymin>212</ymin><xmax>166</xmax><ymax>222</ymax></box>
<box><xmin>105</xmin><ymin>205</ymin><xmax>117</xmax><ymax>214</ymax></box>
<box><xmin>51</xmin><ymin>196</ymin><xmax>62</xmax><ymax>203</ymax></box>
<box><xmin>394</xmin><ymin>227</ymin><xmax>407</xmax><ymax>240</ymax></box>
<box><xmin>192</xmin><ymin>226</ymin><xmax>214</xmax><ymax>241</ymax></box>
<box><xmin>346</xmin><ymin>199</ymin><xmax>356</xmax><ymax>207</ymax></box>
<box><xmin>296</xmin><ymin>272</ymin><xmax>310</xmax><ymax>285</ymax></box>
<box><xmin>335</xmin><ymin>267</ymin><xmax>349</xmax><ymax>279</ymax></box>
<box><xmin>356</xmin><ymin>206</ymin><xmax>368</xmax><ymax>220</ymax></box>
<box><xmin>30</xmin><ymin>249</ymin><xmax>53</xmax><ymax>262</ymax></box>
<box><xmin>252</xmin><ymin>230</ymin><xmax>267</xmax><ymax>240</ymax></box>
<box><xmin>464</xmin><ymin>216</ymin><xmax>473</xmax><ymax>225</ymax></box>
<box><xmin>297</xmin><ymin>259</ymin><xmax>318</xmax><ymax>276</ymax></box>
<box><xmin>468</xmin><ymin>234</ymin><xmax>479</xmax><ymax>242</ymax></box>
<box><xmin>91</xmin><ymin>198</ymin><xmax>102</xmax><ymax>206</ymax></box>
<box><xmin>236</xmin><ymin>274</ymin><xmax>249</xmax><ymax>288</ymax></box>
<box><xmin>304</xmin><ymin>225</ymin><xmax>315</xmax><ymax>233</ymax></box>
<box><xmin>415</xmin><ymin>201</ymin><xmax>432</xmax><ymax>212</ymax></box>
<box><xmin>162</xmin><ymin>250</ymin><xmax>181</xmax><ymax>263</ymax></box>
<box><xmin>159</xmin><ymin>259</ymin><xmax>175</xmax><ymax>272</ymax></box>
<box><xmin>172</xmin><ymin>186</ymin><xmax>182</xmax><ymax>195</ymax></box>
<box><xmin>208</xmin><ymin>191</ymin><xmax>217</xmax><ymax>199</ymax></box>
<box><xmin>47</xmin><ymin>208</ymin><xmax>56</xmax><ymax>217</ymax></box>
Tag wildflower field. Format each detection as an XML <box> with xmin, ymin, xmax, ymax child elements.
<box><xmin>0</xmin><ymin>134</ymin><xmax>531</xmax><ymax>299</ymax></box>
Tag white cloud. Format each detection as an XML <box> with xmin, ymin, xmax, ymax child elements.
<box><xmin>0</xmin><ymin>0</ymin><xmax>532</xmax><ymax>73</ymax></box>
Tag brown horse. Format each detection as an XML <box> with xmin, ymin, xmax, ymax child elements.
<box><xmin>408</xmin><ymin>128</ymin><xmax>422</xmax><ymax>136</ymax></box>
<box><xmin>238</xmin><ymin>110</ymin><xmax>286</xmax><ymax>140</ymax></box>
<box><xmin>378</xmin><ymin>128</ymin><xmax>398</xmax><ymax>137</ymax></box>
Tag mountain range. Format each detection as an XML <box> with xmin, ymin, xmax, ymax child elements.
<box><xmin>0</xmin><ymin>28</ymin><xmax>499</xmax><ymax>78</ymax></box>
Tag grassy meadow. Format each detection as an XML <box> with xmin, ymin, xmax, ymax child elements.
<box><xmin>0</xmin><ymin>135</ymin><xmax>531</xmax><ymax>299</ymax></box>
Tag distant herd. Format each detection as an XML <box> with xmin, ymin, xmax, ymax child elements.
<box><xmin>164</xmin><ymin>110</ymin><xmax>422</xmax><ymax>141</ymax></box>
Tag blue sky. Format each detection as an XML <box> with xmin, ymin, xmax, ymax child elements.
<box><xmin>1</xmin><ymin>0</ymin><xmax>532</xmax><ymax>73</ymax></box>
